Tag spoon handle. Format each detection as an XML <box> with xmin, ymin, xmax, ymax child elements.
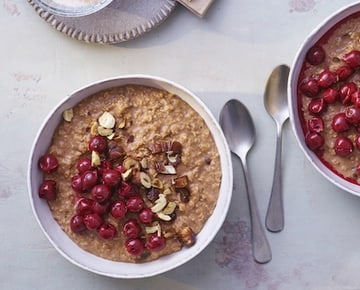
<box><xmin>265</xmin><ymin>122</ymin><xmax>285</xmax><ymax>232</ymax></box>
<box><xmin>241</xmin><ymin>156</ymin><xmax>272</xmax><ymax>264</ymax></box>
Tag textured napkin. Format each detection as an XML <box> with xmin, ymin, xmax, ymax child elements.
<box><xmin>177</xmin><ymin>0</ymin><xmax>215</xmax><ymax>17</ymax></box>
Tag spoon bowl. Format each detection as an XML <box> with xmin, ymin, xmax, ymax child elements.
<box><xmin>264</xmin><ymin>65</ymin><xmax>290</xmax><ymax>233</ymax></box>
<box><xmin>220</xmin><ymin>99</ymin><xmax>271</xmax><ymax>264</ymax></box>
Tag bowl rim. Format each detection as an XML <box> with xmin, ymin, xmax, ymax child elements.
<box><xmin>33</xmin><ymin>0</ymin><xmax>114</xmax><ymax>17</ymax></box>
<box><xmin>288</xmin><ymin>2</ymin><xmax>360</xmax><ymax>197</ymax></box>
<box><xmin>27</xmin><ymin>74</ymin><xmax>233</xmax><ymax>278</ymax></box>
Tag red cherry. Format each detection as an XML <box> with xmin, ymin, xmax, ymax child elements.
<box><xmin>351</xmin><ymin>90</ymin><xmax>360</xmax><ymax>108</ymax></box>
<box><xmin>336</xmin><ymin>65</ymin><xmax>354</xmax><ymax>81</ymax></box>
<box><xmin>90</xmin><ymin>184</ymin><xmax>111</xmax><ymax>203</ymax></box>
<box><xmin>317</xmin><ymin>70</ymin><xmax>337</xmax><ymax>89</ymax></box>
<box><xmin>306</xmin><ymin>45</ymin><xmax>325</xmax><ymax>65</ymax></box>
<box><xmin>38</xmin><ymin>180</ymin><xmax>57</xmax><ymax>201</ymax></box>
<box><xmin>39</xmin><ymin>154</ymin><xmax>59</xmax><ymax>174</ymax></box>
<box><xmin>71</xmin><ymin>174</ymin><xmax>83</xmax><ymax>192</ymax></box>
<box><xmin>97</xmin><ymin>160</ymin><xmax>112</xmax><ymax>175</ymax></box>
<box><xmin>83</xmin><ymin>213</ymin><xmax>103</xmax><ymax>230</ymax></box>
<box><xmin>308</xmin><ymin>98</ymin><xmax>326</xmax><ymax>114</ymax></box>
<box><xmin>126</xmin><ymin>196</ymin><xmax>145</xmax><ymax>213</ymax></box>
<box><xmin>88</xmin><ymin>136</ymin><xmax>108</xmax><ymax>154</ymax></box>
<box><xmin>334</xmin><ymin>137</ymin><xmax>353</xmax><ymax>156</ymax></box>
<box><xmin>305</xmin><ymin>132</ymin><xmax>324</xmax><ymax>151</ymax></box>
<box><xmin>322</xmin><ymin>88</ymin><xmax>339</xmax><ymax>104</ymax></box>
<box><xmin>118</xmin><ymin>181</ymin><xmax>137</xmax><ymax>198</ymax></box>
<box><xmin>110</xmin><ymin>200</ymin><xmax>127</xmax><ymax>219</ymax></box>
<box><xmin>343</xmin><ymin>50</ymin><xmax>360</xmax><ymax>68</ymax></box>
<box><xmin>138</xmin><ymin>208</ymin><xmax>154</xmax><ymax>225</ymax></box>
<box><xmin>331</xmin><ymin>113</ymin><xmax>350</xmax><ymax>132</ymax></box>
<box><xmin>300</xmin><ymin>78</ymin><xmax>319</xmax><ymax>98</ymax></box>
<box><xmin>123</xmin><ymin>219</ymin><xmax>142</xmax><ymax>239</ymax></box>
<box><xmin>92</xmin><ymin>201</ymin><xmax>110</xmax><ymax>215</ymax></box>
<box><xmin>97</xmin><ymin>223</ymin><xmax>117</xmax><ymax>240</ymax></box>
<box><xmin>70</xmin><ymin>215</ymin><xmax>86</xmax><ymax>233</ymax></box>
<box><xmin>75</xmin><ymin>197</ymin><xmax>94</xmax><ymax>215</ymax></box>
<box><xmin>76</xmin><ymin>157</ymin><xmax>92</xmax><ymax>174</ymax></box>
<box><xmin>146</xmin><ymin>234</ymin><xmax>166</xmax><ymax>252</ymax></box>
<box><xmin>307</xmin><ymin>117</ymin><xmax>324</xmax><ymax>133</ymax></box>
<box><xmin>339</xmin><ymin>82</ymin><xmax>357</xmax><ymax>105</ymax></box>
<box><xmin>125</xmin><ymin>238</ymin><xmax>145</xmax><ymax>256</ymax></box>
<box><xmin>345</xmin><ymin>106</ymin><xmax>360</xmax><ymax>125</ymax></box>
<box><xmin>102</xmin><ymin>169</ymin><xmax>121</xmax><ymax>187</ymax></box>
<box><xmin>81</xmin><ymin>170</ymin><xmax>99</xmax><ymax>191</ymax></box>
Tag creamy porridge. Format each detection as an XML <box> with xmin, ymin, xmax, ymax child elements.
<box><xmin>38</xmin><ymin>84</ymin><xmax>221</xmax><ymax>262</ymax></box>
<box><xmin>298</xmin><ymin>12</ymin><xmax>360</xmax><ymax>184</ymax></box>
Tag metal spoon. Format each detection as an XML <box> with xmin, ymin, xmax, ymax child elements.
<box><xmin>264</xmin><ymin>64</ymin><xmax>290</xmax><ymax>233</ymax></box>
<box><xmin>220</xmin><ymin>99</ymin><xmax>272</xmax><ymax>264</ymax></box>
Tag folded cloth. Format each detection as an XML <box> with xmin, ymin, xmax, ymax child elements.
<box><xmin>177</xmin><ymin>0</ymin><xmax>215</xmax><ymax>17</ymax></box>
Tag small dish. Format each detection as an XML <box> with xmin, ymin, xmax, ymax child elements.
<box><xmin>33</xmin><ymin>0</ymin><xmax>113</xmax><ymax>17</ymax></box>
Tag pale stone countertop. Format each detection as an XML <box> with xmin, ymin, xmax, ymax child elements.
<box><xmin>2</xmin><ymin>0</ymin><xmax>360</xmax><ymax>289</ymax></box>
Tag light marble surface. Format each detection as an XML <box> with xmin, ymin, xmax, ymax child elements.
<box><xmin>2</xmin><ymin>0</ymin><xmax>360</xmax><ymax>289</ymax></box>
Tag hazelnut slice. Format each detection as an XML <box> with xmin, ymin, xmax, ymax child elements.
<box><xmin>151</xmin><ymin>194</ymin><xmax>167</xmax><ymax>213</ymax></box>
<box><xmin>157</xmin><ymin>212</ymin><xmax>172</xmax><ymax>221</ymax></box>
<box><xmin>97</xmin><ymin>126</ymin><xmax>113</xmax><ymax>137</ymax></box>
<box><xmin>90</xmin><ymin>121</ymin><xmax>98</xmax><ymax>135</ymax></box>
<box><xmin>118</xmin><ymin>118</ymin><xmax>126</xmax><ymax>129</ymax></box>
<box><xmin>140</xmin><ymin>172</ymin><xmax>152</xmax><ymax>188</ymax></box>
<box><xmin>62</xmin><ymin>108</ymin><xmax>74</xmax><ymax>122</ymax></box>
<box><xmin>123</xmin><ymin>157</ymin><xmax>140</xmax><ymax>170</ymax></box>
<box><xmin>155</xmin><ymin>163</ymin><xmax>176</xmax><ymax>175</ymax></box>
<box><xmin>145</xmin><ymin>221</ymin><xmax>161</xmax><ymax>235</ymax></box>
<box><xmin>121</xmin><ymin>168</ymin><xmax>133</xmax><ymax>181</ymax></box>
<box><xmin>172</xmin><ymin>175</ymin><xmax>189</xmax><ymax>188</ymax></box>
<box><xmin>91</xmin><ymin>151</ymin><xmax>101</xmax><ymax>167</ymax></box>
<box><xmin>162</xmin><ymin>201</ymin><xmax>177</xmax><ymax>215</ymax></box>
<box><xmin>177</xmin><ymin>226</ymin><xmax>196</xmax><ymax>247</ymax></box>
<box><xmin>140</xmin><ymin>157</ymin><xmax>149</xmax><ymax>169</ymax></box>
<box><xmin>98</xmin><ymin>112</ymin><xmax>115</xmax><ymax>129</ymax></box>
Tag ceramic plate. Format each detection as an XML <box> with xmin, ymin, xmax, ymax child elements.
<box><xmin>28</xmin><ymin>0</ymin><xmax>177</xmax><ymax>44</ymax></box>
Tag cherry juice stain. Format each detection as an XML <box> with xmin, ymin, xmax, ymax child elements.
<box><xmin>289</xmin><ymin>0</ymin><xmax>317</xmax><ymax>13</ymax></box>
<box><xmin>214</xmin><ymin>220</ymin><xmax>269</xmax><ymax>288</ymax></box>
<box><xmin>3</xmin><ymin>0</ymin><xmax>20</xmax><ymax>16</ymax></box>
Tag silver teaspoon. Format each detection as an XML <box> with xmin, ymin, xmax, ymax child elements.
<box><xmin>264</xmin><ymin>64</ymin><xmax>290</xmax><ymax>233</ymax></box>
<box><xmin>220</xmin><ymin>99</ymin><xmax>272</xmax><ymax>264</ymax></box>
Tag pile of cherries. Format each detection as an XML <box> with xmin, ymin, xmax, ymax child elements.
<box><xmin>38</xmin><ymin>135</ymin><xmax>168</xmax><ymax>257</ymax></box>
<box><xmin>300</xmin><ymin>46</ymin><xmax>360</xmax><ymax>164</ymax></box>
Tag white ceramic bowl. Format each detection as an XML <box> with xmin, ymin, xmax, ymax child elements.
<box><xmin>289</xmin><ymin>3</ymin><xmax>360</xmax><ymax>196</ymax></box>
<box><xmin>27</xmin><ymin>75</ymin><xmax>233</xmax><ymax>278</ymax></box>
<box><xmin>33</xmin><ymin>0</ymin><xmax>113</xmax><ymax>17</ymax></box>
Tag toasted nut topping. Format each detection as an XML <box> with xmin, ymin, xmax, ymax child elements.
<box><xmin>157</xmin><ymin>212</ymin><xmax>172</xmax><ymax>221</ymax></box>
<box><xmin>151</xmin><ymin>178</ymin><xmax>163</xmax><ymax>189</ymax></box>
<box><xmin>140</xmin><ymin>157</ymin><xmax>149</xmax><ymax>169</ymax></box>
<box><xmin>97</xmin><ymin>126</ymin><xmax>113</xmax><ymax>137</ymax></box>
<box><xmin>167</xmin><ymin>153</ymin><xmax>180</xmax><ymax>165</ymax></box>
<box><xmin>90</xmin><ymin>121</ymin><xmax>98</xmax><ymax>135</ymax></box>
<box><xmin>62</xmin><ymin>108</ymin><xmax>74</xmax><ymax>122</ymax></box>
<box><xmin>177</xmin><ymin>226</ymin><xmax>196</xmax><ymax>247</ymax></box>
<box><xmin>155</xmin><ymin>163</ymin><xmax>176</xmax><ymax>175</ymax></box>
<box><xmin>163</xmin><ymin>187</ymin><xmax>173</xmax><ymax>195</ymax></box>
<box><xmin>151</xmin><ymin>194</ymin><xmax>167</xmax><ymax>213</ymax></box>
<box><xmin>145</xmin><ymin>221</ymin><xmax>161</xmax><ymax>235</ymax></box>
<box><xmin>163</xmin><ymin>231</ymin><xmax>175</xmax><ymax>239</ymax></box>
<box><xmin>123</xmin><ymin>157</ymin><xmax>140</xmax><ymax>170</ymax></box>
<box><xmin>172</xmin><ymin>175</ymin><xmax>189</xmax><ymax>188</ymax></box>
<box><xmin>118</xmin><ymin>118</ymin><xmax>126</xmax><ymax>129</ymax></box>
<box><xmin>177</xmin><ymin>188</ymin><xmax>191</xmax><ymax>203</ymax></box>
<box><xmin>162</xmin><ymin>201</ymin><xmax>177</xmax><ymax>215</ymax></box>
<box><xmin>98</xmin><ymin>112</ymin><xmax>115</xmax><ymax>129</ymax></box>
<box><xmin>91</xmin><ymin>151</ymin><xmax>101</xmax><ymax>167</ymax></box>
<box><xmin>140</xmin><ymin>172</ymin><xmax>152</xmax><ymax>188</ymax></box>
<box><xmin>121</xmin><ymin>168</ymin><xmax>133</xmax><ymax>181</ymax></box>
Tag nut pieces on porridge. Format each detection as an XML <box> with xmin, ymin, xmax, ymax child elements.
<box><xmin>37</xmin><ymin>85</ymin><xmax>221</xmax><ymax>262</ymax></box>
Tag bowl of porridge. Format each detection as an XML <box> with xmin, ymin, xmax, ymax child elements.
<box><xmin>33</xmin><ymin>0</ymin><xmax>113</xmax><ymax>17</ymax></box>
<box><xmin>289</xmin><ymin>3</ymin><xmax>360</xmax><ymax>196</ymax></box>
<box><xmin>27</xmin><ymin>75</ymin><xmax>233</xmax><ymax>278</ymax></box>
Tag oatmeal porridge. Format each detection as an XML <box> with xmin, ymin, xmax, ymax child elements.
<box><xmin>298</xmin><ymin>12</ymin><xmax>360</xmax><ymax>185</ymax></box>
<box><xmin>38</xmin><ymin>84</ymin><xmax>222</xmax><ymax>263</ymax></box>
